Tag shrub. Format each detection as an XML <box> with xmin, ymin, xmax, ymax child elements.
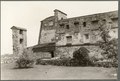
<box><xmin>72</xmin><ymin>47</ymin><xmax>94</xmax><ymax>66</ymax></box>
<box><xmin>97</xmin><ymin>38</ymin><xmax>118</xmax><ymax>68</ymax></box>
<box><xmin>15</xmin><ymin>49</ymin><xmax>35</xmax><ymax>69</ymax></box>
<box><xmin>94</xmin><ymin>59</ymin><xmax>118</xmax><ymax>68</ymax></box>
<box><xmin>36</xmin><ymin>58</ymin><xmax>72</xmax><ymax>66</ymax></box>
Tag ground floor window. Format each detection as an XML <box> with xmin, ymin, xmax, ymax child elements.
<box><xmin>66</xmin><ymin>36</ymin><xmax>72</xmax><ymax>45</ymax></box>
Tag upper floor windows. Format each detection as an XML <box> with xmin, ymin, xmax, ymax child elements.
<box><xmin>49</xmin><ymin>21</ymin><xmax>54</xmax><ymax>26</ymax></box>
<box><xmin>59</xmin><ymin>24</ymin><xmax>64</xmax><ymax>28</ymax></box>
<box><xmin>19</xmin><ymin>30</ymin><xmax>23</xmax><ymax>34</ymax></box>
<box><xmin>91</xmin><ymin>20</ymin><xmax>99</xmax><ymax>28</ymax></box>
<box><xmin>66</xmin><ymin>25</ymin><xmax>69</xmax><ymax>29</ymax></box>
<box><xmin>92</xmin><ymin>20</ymin><xmax>99</xmax><ymax>25</ymax></box>
<box><xmin>83</xmin><ymin>22</ymin><xmax>86</xmax><ymax>27</ymax></box>
<box><xmin>44</xmin><ymin>23</ymin><xmax>47</xmax><ymax>26</ymax></box>
<box><xmin>74</xmin><ymin>22</ymin><xmax>79</xmax><ymax>27</ymax></box>
<box><xmin>20</xmin><ymin>39</ymin><xmax>23</xmax><ymax>44</ymax></box>
<box><xmin>74</xmin><ymin>22</ymin><xmax>79</xmax><ymax>25</ymax></box>
<box><xmin>111</xmin><ymin>17</ymin><xmax>118</xmax><ymax>27</ymax></box>
<box><xmin>111</xmin><ymin>17</ymin><xmax>118</xmax><ymax>22</ymax></box>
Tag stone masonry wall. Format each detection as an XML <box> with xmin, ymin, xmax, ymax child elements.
<box><xmin>55</xmin><ymin>45</ymin><xmax>103</xmax><ymax>59</ymax></box>
<box><xmin>12</xmin><ymin>29</ymin><xmax>19</xmax><ymax>55</ymax></box>
<box><xmin>27</xmin><ymin>46</ymin><xmax>51</xmax><ymax>59</ymax></box>
<box><xmin>12</xmin><ymin>27</ymin><xmax>27</xmax><ymax>55</ymax></box>
<box><xmin>26</xmin><ymin>45</ymin><xmax>103</xmax><ymax>59</ymax></box>
<box><xmin>56</xmin><ymin>11</ymin><xmax>118</xmax><ymax>46</ymax></box>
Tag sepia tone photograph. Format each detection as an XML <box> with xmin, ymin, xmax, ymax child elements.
<box><xmin>1</xmin><ymin>1</ymin><xmax>118</xmax><ymax>80</ymax></box>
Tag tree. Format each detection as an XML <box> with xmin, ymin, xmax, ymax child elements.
<box><xmin>97</xmin><ymin>19</ymin><xmax>118</xmax><ymax>67</ymax></box>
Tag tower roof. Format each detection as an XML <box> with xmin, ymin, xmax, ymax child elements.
<box><xmin>11</xmin><ymin>26</ymin><xmax>27</xmax><ymax>31</ymax></box>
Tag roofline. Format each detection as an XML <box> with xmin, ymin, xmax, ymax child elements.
<box><xmin>41</xmin><ymin>16</ymin><xmax>55</xmax><ymax>22</ymax></box>
<box><xmin>59</xmin><ymin>10</ymin><xmax>118</xmax><ymax>21</ymax></box>
<box><xmin>11</xmin><ymin>26</ymin><xmax>27</xmax><ymax>31</ymax></box>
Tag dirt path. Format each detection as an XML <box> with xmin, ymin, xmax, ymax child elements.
<box><xmin>1</xmin><ymin>63</ymin><xmax>117</xmax><ymax>80</ymax></box>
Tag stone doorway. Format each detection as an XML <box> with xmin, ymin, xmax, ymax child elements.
<box><xmin>50</xmin><ymin>51</ymin><xmax>54</xmax><ymax>58</ymax></box>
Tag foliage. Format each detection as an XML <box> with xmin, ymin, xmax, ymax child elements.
<box><xmin>36</xmin><ymin>58</ymin><xmax>72</xmax><ymax>66</ymax></box>
<box><xmin>72</xmin><ymin>47</ymin><xmax>94</xmax><ymax>66</ymax></box>
<box><xmin>15</xmin><ymin>49</ymin><xmax>35</xmax><ymax>69</ymax></box>
<box><xmin>97</xmin><ymin>19</ymin><xmax>118</xmax><ymax>68</ymax></box>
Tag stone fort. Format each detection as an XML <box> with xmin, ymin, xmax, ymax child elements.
<box><xmin>11</xmin><ymin>9</ymin><xmax>118</xmax><ymax>58</ymax></box>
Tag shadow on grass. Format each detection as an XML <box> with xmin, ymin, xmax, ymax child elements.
<box><xmin>12</xmin><ymin>67</ymin><xmax>34</xmax><ymax>69</ymax></box>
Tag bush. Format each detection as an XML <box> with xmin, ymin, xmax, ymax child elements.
<box><xmin>15</xmin><ymin>49</ymin><xmax>35</xmax><ymax>69</ymax></box>
<box><xmin>36</xmin><ymin>58</ymin><xmax>72</xmax><ymax>66</ymax></box>
<box><xmin>72</xmin><ymin>47</ymin><xmax>94</xmax><ymax>66</ymax></box>
<box><xmin>94</xmin><ymin>59</ymin><xmax>118</xmax><ymax>68</ymax></box>
<box><xmin>97</xmin><ymin>38</ymin><xmax>118</xmax><ymax>68</ymax></box>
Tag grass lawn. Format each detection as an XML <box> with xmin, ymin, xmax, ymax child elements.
<box><xmin>1</xmin><ymin>63</ymin><xmax>117</xmax><ymax>80</ymax></box>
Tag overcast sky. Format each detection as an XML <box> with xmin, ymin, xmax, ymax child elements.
<box><xmin>1</xmin><ymin>1</ymin><xmax>118</xmax><ymax>55</ymax></box>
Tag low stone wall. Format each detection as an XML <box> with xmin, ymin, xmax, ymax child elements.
<box><xmin>55</xmin><ymin>45</ymin><xmax>103</xmax><ymax>58</ymax></box>
<box><xmin>34</xmin><ymin>52</ymin><xmax>51</xmax><ymax>59</ymax></box>
<box><xmin>27</xmin><ymin>46</ymin><xmax>51</xmax><ymax>59</ymax></box>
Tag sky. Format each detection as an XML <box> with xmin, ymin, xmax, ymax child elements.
<box><xmin>1</xmin><ymin>1</ymin><xmax>118</xmax><ymax>55</ymax></box>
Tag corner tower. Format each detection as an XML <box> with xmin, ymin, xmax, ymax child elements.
<box><xmin>11</xmin><ymin>26</ymin><xmax>27</xmax><ymax>55</ymax></box>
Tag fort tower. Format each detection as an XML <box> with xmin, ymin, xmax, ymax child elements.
<box><xmin>11</xmin><ymin>26</ymin><xmax>27</xmax><ymax>55</ymax></box>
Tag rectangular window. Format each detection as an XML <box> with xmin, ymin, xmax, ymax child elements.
<box><xmin>111</xmin><ymin>17</ymin><xmax>118</xmax><ymax>27</ymax></box>
<box><xmin>111</xmin><ymin>18</ymin><xmax>118</xmax><ymax>22</ymax></box>
<box><xmin>59</xmin><ymin>24</ymin><xmax>64</xmax><ymax>28</ymax></box>
<box><xmin>83</xmin><ymin>22</ymin><xmax>86</xmax><ymax>27</ymax></box>
<box><xmin>92</xmin><ymin>20</ymin><xmax>98</xmax><ymax>25</ymax></box>
<box><xmin>84</xmin><ymin>34</ymin><xmax>89</xmax><ymax>39</ymax></box>
<box><xmin>44</xmin><ymin>23</ymin><xmax>47</xmax><ymax>26</ymax></box>
<box><xmin>92</xmin><ymin>20</ymin><xmax>99</xmax><ymax>28</ymax></box>
<box><xmin>74</xmin><ymin>22</ymin><xmax>79</xmax><ymax>26</ymax></box>
<box><xmin>66</xmin><ymin>25</ymin><xmax>69</xmax><ymax>29</ymax></box>
<box><xmin>20</xmin><ymin>39</ymin><xmax>23</xmax><ymax>44</ymax></box>
<box><xmin>19</xmin><ymin>30</ymin><xmax>23</xmax><ymax>34</ymax></box>
<box><xmin>66</xmin><ymin>36</ymin><xmax>72</xmax><ymax>44</ymax></box>
<box><xmin>49</xmin><ymin>21</ymin><xmax>53</xmax><ymax>26</ymax></box>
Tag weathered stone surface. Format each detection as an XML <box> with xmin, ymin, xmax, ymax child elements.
<box><xmin>27</xmin><ymin>46</ymin><xmax>51</xmax><ymax>59</ymax></box>
<box><xmin>11</xmin><ymin>10</ymin><xmax>118</xmax><ymax>59</ymax></box>
<box><xmin>36</xmin><ymin>10</ymin><xmax>118</xmax><ymax>59</ymax></box>
<box><xmin>40</xmin><ymin>30</ymin><xmax>56</xmax><ymax>44</ymax></box>
<box><xmin>55</xmin><ymin>45</ymin><xmax>103</xmax><ymax>58</ymax></box>
<box><xmin>38</xmin><ymin>10</ymin><xmax>118</xmax><ymax>46</ymax></box>
<box><xmin>11</xmin><ymin>26</ymin><xmax>27</xmax><ymax>55</ymax></box>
